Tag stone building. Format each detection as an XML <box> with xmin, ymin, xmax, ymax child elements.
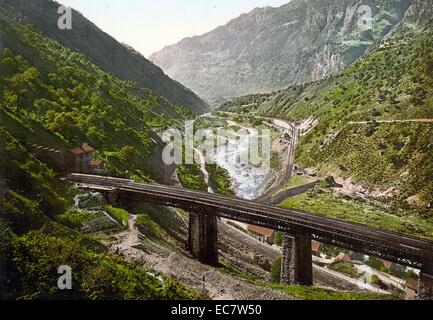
<box><xmin>26</xmin><ymin>143</ymin><xmax>103</xmax><ymax>174</ymax></box>
<box><xmin>311</xmin><ymin>241</ymin><xmax>321</xmax><ymax>256</ymax></box>
<box><xmin>247</xmin><ymin>225</ymin><xmax>275</xmax><ymax>244</ymax></box>
<box><xmin>69</xmin><ymin>143</ymin><xmax>95</xmax><ymax>172</ymax></box>
<box><xmin>335</xmin><ymin>253</ymin><xmax>352</xmax><ymax>263</ymax></box>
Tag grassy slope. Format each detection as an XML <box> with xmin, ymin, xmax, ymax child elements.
<box><xmin>221</xmin><ymin>29</ymin><xmax>433</xmax><ymax>216</ymax></box>
<box><xmin>1</xmin><ymin>227</ymin><xmax>201</xmax><ymax>300</ymax></box>
<box><xmin>219</xmin><ymin>260</ymin><xmax>397</xmax><ymax>300</ymax></box>
<box><xmin>281</xmin><ymin>188</ymin><xmax>433</xmax><ymax>240</ymax></box>
<box><xmin>285</xmin><ymin>176</ymin><xmax>315</xmax><ymax>189</ymax></box>
<box><xmin>0</xmin><ymin>18</ymin><xmax>203</xmax><ymax>299</ymax></box>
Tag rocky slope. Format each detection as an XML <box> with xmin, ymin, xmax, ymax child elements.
<box><xmin>151</xmin><ymin>0</ymin><xmax>427</xmax><ymax>103</ymax></box>
<box><xmin>219</xmin><ymin>20</ymin><xmax>433</xmax><ymax>215</ymax></box>
<box><xmin>0</xmin><ymin>0</ymin><xmax>208</xmax><ymax>114</ymax></box>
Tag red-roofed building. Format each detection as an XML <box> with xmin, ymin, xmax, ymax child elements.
<box><xmin>26</xmin><ymin>143</ymin><xmax>103</xmax><ymax>173</ymax></box>
<box><xmin>69</xmin><ymin>143</ymin><xmax>95</xmax><ymax>172</ymax></box>
<box><xmin>81</xmin><ymin>144</ymin><xmax>95</xmax><ymax>154</ymax></box>
<box><xmin>379</xmin><ymin>259</ymin><xmax>394</xmax><ymax>270</ymax></box>
<box><xmin>335</xmin><ymin>253</ymin><xmax>352</xmax><ymax>263</ymax></box>
<box><xmin>69</xmin><ymin>147</ymin><xmax>86</xmax><ymax>156</ymax></box>
<box><xmin>247</xmin><ymin>225</ymin><xmax>275</xmax><ymax>244</ymax></box>
<box><xmin>90</xmin><ymin>159</ymin><xmax>104</xmax><ymax>173</ymax></box>
<box><xmin>311</xmin><ymin>241</ymin><xmax>321</xmax><ymax>256</ymax></box>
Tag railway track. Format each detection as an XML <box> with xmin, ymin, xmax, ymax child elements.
<box><xmin>65</xmin><ymin>173</ymin><xmax>433</xmax><ymax>270</ymax></box>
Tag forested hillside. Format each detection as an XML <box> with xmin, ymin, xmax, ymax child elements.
<box><xmin>0</xmin><ymin>0</ymin><xmax>208</xmax><ymax>114</ymax></box>
<box><xmin>0</xmin><ymin>15</ymin><xmax>201</xmax><ymax>299</ymax></box>
<box><xmin>221</xmin><ymin>26</ymin><xmax>433</xmax><ymax>213</ymax></box>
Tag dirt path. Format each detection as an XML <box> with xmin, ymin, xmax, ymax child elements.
<box><xmin>110</xmin><ymin>214</ymin><xmax>147</xmax><ymax>260</ymax></box>
<box><xmin>108</xmin><ymin>214</ymin><xmax>295</xmax><ymax>300</ymax></box>
<box><xmin>349</xmin><ymin>119</ymin><xmax>433</xmax><ymax>124</ymax></box>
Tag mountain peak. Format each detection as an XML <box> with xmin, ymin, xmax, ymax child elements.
<box><xmin>150</xmin><ymin>0</ymin><xmax>429</xmax><ymax>104</ymax></box>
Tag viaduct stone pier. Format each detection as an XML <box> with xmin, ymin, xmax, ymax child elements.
<box><xmin>280</xmin><ymin>232</ymin><xmax>313</xmax><ymax>285</ymax></box>
<box><xmin>105</xmin><ymin>189</ymin><xmax>119</xmax><ymax>206</ymax></box>
<box><xmin>188</xmin><ymin>210</ymin><xmax>219</xmax><ymax>266</ymax></box>
<box><xmin>103</xmin><ymin>188</ymin><xmax>219</xmax><ymax>266</ymax></box>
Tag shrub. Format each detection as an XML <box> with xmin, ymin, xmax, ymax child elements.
<box><xmin>136</xmin><ymin>214</ymin><xmax>164</xmax><ymax>239</ymax></box>
<box><xmin>271</xmin><ymin>257</ymin><xmax>282</xmax><ymax>284</ymax></box>
<box><xmin>105</xmin><ymin>206</ymin><xmax>129</xmax><ymax>226</ymax></box>
<box><xmin>274</xmin><ymin>232</ymin><xmax>283</xmax><ymax>246</ymax></box>
<box><xmin>329</xmin><ymin>262</ymin><xmax>359</xmax><ymax>278</ymax></box>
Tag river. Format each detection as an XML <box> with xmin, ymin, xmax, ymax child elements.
<box><xmin>193</xmin><ymin>116</ymin><xmax>275</xmax><ymax>200</ymax></box>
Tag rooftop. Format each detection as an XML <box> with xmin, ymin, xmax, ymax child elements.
<box><xmin>70</xmin><ymin>143</ymin><xmax>95</xmax><ymax>155</ymax></box>
<box><xmin>247</xmin><ymin>225</ymin><xmax>274</xmax><ymax>238</ymax></box>
<box><xmin>335</xmin><ymin>253</ymin><xmax>352</xmax><ymax>263</ymax></box>
<box><xmin>312</xmin><ymin>240</ymin><xmax>321</xmax><ymax>253</ymax></box>
<box><xmin>90</xmin><ymin>159</ymin><xmax>103</xmax><ymax>166</ymax></box>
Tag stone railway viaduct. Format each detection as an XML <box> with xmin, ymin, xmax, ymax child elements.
<box><xmin>65</xmin><ymin>174</ymin><xmax>433</xmax><ymax>300</ymax></box>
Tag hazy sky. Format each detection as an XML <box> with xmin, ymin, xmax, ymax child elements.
<box><xmin>58</xmin><ymin>0</ymin><xmax>290</xmax><ymax>57</ymax></box>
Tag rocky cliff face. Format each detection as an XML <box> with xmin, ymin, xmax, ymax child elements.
<box><xmin>150</xmin><ymin>0</ymin><xmax>426</xmax><ymax>104</ymax></box>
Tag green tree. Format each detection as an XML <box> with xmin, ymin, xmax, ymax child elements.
<box><xmin>0</xmin><ymin>219</ymin><xmax>13</xmax><ymax>298</ymax></box>
<box><xmin>271</xmin><ymin>257</ymin><xmax>282</xmax><ymax>284</ymax></box>
<box><xmin>118</xmin><ymin>145</ymin><xmax>138</xmax><ymax>163</ymax></box>
<box><xmin>366</xmin><ymin>256</ymin><xmax>385</xmax><ymax>272</ymax></box>
<box><xmin>274</xmin><ymin>232</ymin><xmax>283</xmax><ymax>246</ymax></box>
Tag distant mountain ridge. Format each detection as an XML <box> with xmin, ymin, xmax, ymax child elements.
<box><xmin>0</xmin><ymin>0</ymin><xmax>208</xmax><ymax>114</ymax></box>
<box><xmin>150</xmin><ymin>0</ymin><xmax>431</xmax><ymax>104</ymax></box>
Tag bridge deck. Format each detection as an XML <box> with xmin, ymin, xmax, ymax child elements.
<box><xmin>66</xmin><ymin>174</ymin><xmax>433</xmax><ymax>270</ymax></box>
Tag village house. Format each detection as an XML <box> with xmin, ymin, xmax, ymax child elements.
<box><xmin>69</xmin><ymin>143</ymin><xmax>95</xmax><ymax>172</ymax></box>
<box><xmin>311</xmin><ymin>241</ymin><xmax>321</xmax><ymax>256</ymax></box>
<box><xmin>335</xmin><ymin>253</ymin><xmax>352</xmax><ymax>263</ymax></box>
<box><xmin>26</xmin><ymin>142</ymin><xmax>104</xmax><ymax>174</ymax></box>
<box><xmin>247</xmin><ymin>225</ymin><xmax>275</xmax><ymax>244</ymax></box>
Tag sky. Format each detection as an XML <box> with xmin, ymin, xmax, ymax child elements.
<box><xmin>58</xmin><ymin>0</ymin><xmax>290</xmax><ymax>57</ymax></box>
